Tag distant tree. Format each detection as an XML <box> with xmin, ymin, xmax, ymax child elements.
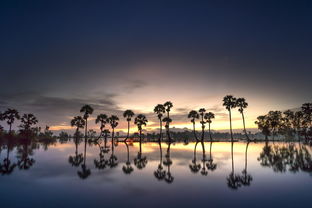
<box><xmin>204</xmin><ymin>112</ymin><xmax>215</xmax><ymax>142</ymax></box>
<box><xmin>123</xmin><ymin>110</ymin><xmax>135</xmax><ymax>142</ymax></box>
<box><xmin>236</xmin><ymin>97</ymin><xmax>250</xmax><ymax>141</ymax></box>
<box><xmin>267</xmin><ymin>111</ymin><xmax>283</xmax><ymax>141</ymax></box>
<box><xmin>80</xmin><ymin>105</ymin><xmax>94</xmax><ymax>138</ymax></box>
<box><xmin>223</xmin><ymin>95</ymin><xmax>237</xmax><ymax>141</ymax></box>
<box><xmin>163</xmin><ymin>101</ymin><xmax>173</xmax><ymax>142</ymax></box>
<box><xmin>2</xmin><ymin>108</ymin><xmax>20</xmax><ymax>133</ymax></box>
<box><xmin>154</xmin><ymin>104</ymin><xmax>166</xmax><ymax>142</ymax></box>
<box><xmin>255</xmin><ymin>115</ymin><xmax>271</xmax><ymax>141</ymax></box>
<box><xmin>199</xmin><ymin>108</ymin><xmax>206</xmax><ymax>142</ymax></box>
<box><xmin>188</xmin><ymin>110</ymin><xmax>199</xmax><ymax>142</ymax></box>
<box><xmin>95</xmin><ymin>114</ymin><xmax>108</xmax><ymax>140</ymax></box>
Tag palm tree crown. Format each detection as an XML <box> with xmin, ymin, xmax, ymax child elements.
<box><xmin>123</xmin><ymin>110</ymin><xmax>135</xmax><ymax>122</ymax></box>
<box><xmin>71</xmin><ymin>116</ymin><xmax>85</xmax><ymax>130</ymax></box>
<box><xmin>164</xmin><ymin>101</ymin><xmax>173</xmax><ymax>113</ymax></box>
<box><xmin>154</xmin><ymin>104</ymin><xmax>165</xmax><ymax>119</ymax></box>
<box><xmin>80</xmin><ymin>105</ymin><xmax>94</xmax><ymax>120</ymax></box>
<box><xmin>223</xmin><ymin>95</ymin><xmax>237</xmax><ymax>111</ymax></box>
<box><xmin>108</xmin><ymin>115</ymin><xmax>119</xmax><ymax>129</ymax></box>
<box><xmin>95</xmin><ymin>114</ymin><xmax>108</xmax><ymax>131</ymax></box>
<box><xmin>204</xmin><ymin>112</ymin><xmax>215</xmax><ymax>123</ymax></box>
<box><xmin>236</xmin><ymin>98</ymin><xmax>248</xmax><ymax>113</ymax></box>
<box><xmin>2</xmin><ymin>108</ymin><xmax>20</xmax><ymax>131</ymax></box>
<box><xmin>134</xmin><ymin>114</ymin><xmax>148</xmax><ymax>131</ymax></box>
<box><xmin>20</xmin><ymin>114</ymin><xmax>38</xmax><ymax>131</ymax></box>
<box><xmin>188</xmin><ymin>110</ymin><xmax>199</xmax><ymax>123</ymax></box>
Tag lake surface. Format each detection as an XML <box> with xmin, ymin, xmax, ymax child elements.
<box><xmin>0</xmin><ymin>140</ymin><xmax>311</xmax><ymax>208</ymax></box>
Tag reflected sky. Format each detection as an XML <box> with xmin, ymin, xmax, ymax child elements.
<box><xmin>0</xmin><ymin>141</ymin><xmax>311</xmax><ymax>208</ymax></box>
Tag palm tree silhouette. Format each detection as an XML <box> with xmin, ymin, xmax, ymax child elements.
<box><xmin>95</xmin><ymin>113</ymin><xmax>108</xmax><ymax>141</ymax></box>
<box><xmin>223</xmin><ymin>95</ymin><xmax>237</xmax><ymax>141</ymax></box>
<box><xmin>189</xmin><ymin>142</ymin><xmax>201</xmax><ymax>173</ymax></box>
<box><xmin>200</xmin><ymin>141</ymin><xmax>208</xmax><ymax>176</ymax></box>
<box><xmin>204</xmin><ymin>112</ymin><xmax>215</xmax><ymax>142</ymax></box>
<box><xmin>68</xmin><ymin>136</ymin><xmax>83</xmax><ymax>167</ymax></box>
<box><xmin>102</xmin><ymin>129</ymin><xmax>110</xmax><ymax>153</ymax></box>
<box><xmin>154</xmin><ymin>104</ymin><xmax>166</xmax><ymax>143</ymax></box>
<box><xmin>134</xmin><ymin>114</ymin><xmax>148</xmax><ymax>169</ymax></box>
<box><xmin>16</xmin><ymin>142</ymin><xmax>35</xmax><ymax>170</ymax></box>
<box><xmin>206</xmin><ymin>141</ymin><xmax>217</xmax><ymax>171</ymax></box>
<box><xmin>71</xmin><ymin>116</ymin><xmax>86</xmax><ymax>134</ymax></box>
<box><xmin>107</xmin><ymin>115</ymin><xmax>119</xmax><ymax>146</ymax></box>
<box><xmin>163</xmin><ymin>101</ymin><xmax>173</xmax><ymax>142</ymax></box>
<box><xmin>154</xmin><ymin>142</ymin><xmax>166</xmax><ymax>180</ymax></box>
<box><xmin>19</xmin><ymin>113</ymin><xmax>38</xmax><ymax>135</ymax></box>
<box><xmin>94</xmin><ymin>140</ymin><xmax>108</xmax><ymax>170</ymax></box>
<box><xmin>227</xmin><ymin>142</ymin><xmax>241</xmax><ymax>189</ymax></box>
<box><xmin>0</xmin><ymin>140</ymin><xmax>17</xmax><ymax>175</ymax></box>
<box><xmin>236</xmin><ymin>98</ymin><xmax>250</xmax><ymax>141</ymax></box>
<box><xmin>163</xmin><ymin>142</ymin><xmax>174</xmax><ymax>183</ymax></box>
<box><xmin>80</xmin><ymin>105</ymin><xmax>94</xmax><ymax>138</ymax></box>
<box><xmin>188</xmin><ymin>110</ymin><xmax>199</xmax><ymax>142</ymax></box>
<box><xmin>123</xmin><ymin>110</ymin><xmax>135</xmax><ymax>142</ymax></box>
<box><xmin>199</xmin><ymin>108</ymin><xmax>206</xmax><ymax>142</ymax></box>
<box><xmin>2</xmin><ymin>108</ymin><xmax>20</xmax><ymax>133</ymax></box>
<box><xmin>240</xmin><ymin>142</ymin><xmax>253</xmax><ymax>186</ymax></box>
<box><xmin>122</xmin><ymin>142</ymin><xmax>134</xmax><ymax>174</ymax></box>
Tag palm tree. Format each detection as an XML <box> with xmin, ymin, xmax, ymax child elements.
<box><xmin>236</xmin><ymin>97</ymin><xmax>250</xmax><ymax>141</ymax></box>
<box><xmin>71</xmin><ymin>116</ymin><xmax>86</xmax><ymax>134</ymax></box>
<box><xmin>199</xmin><ymin>108</ymin><xmax>206</xmax><ymax>142</ymax></box>
<box><xmin>2</xmin><ymin>108</ymin><xmax>20</xmax><ymax>133</ymax></box>
<box><xmin>134</xmin><ymin>114</ymin><xmax>148</xmax><ymax>143</ymax></box>
<box><xmin>107</xmin><ymin>115</ymin><xmax>119</xmax><ymax>149</ymax></box>
<box><xmin>227</xmin><ymin>142</ymin><xmax>241</xmax><ymax>189</ymax></box>
<box><xmin>204</xmin><ymin>112</ymin><xmax>215</xmax><ymax>142</ymax></box>
<box><xmin>188</xmin><ymin>110</ymin><xmax>199</xmax><ymax>142</ymax></box>
<box><xmin>223</xmin><ymin>95</ymin><xmax>237</xmax><ymax>141</ymax></box>
<box><xmin>78</xmin><ymin>136</ymin><xmax>91</xmax><ymax>179</ymax></box>
<box><xmin>206</xmin><ymin>141</ymin><xmax>217</xmax><ymax>172</ymax></box>
<box><xmin>19</xmin><ymin>114</ymin><xmax>38</xmax><ymax>134</ymax></box>
<box><xmin>163</xmin><ymin>101</ymin><xmax>173</xmax><ymax>142</ymax></box>
<box><xmin>0</xmin><ymin>141</ymin><xmax>17</xmax><ymax>175</ymax></box>
<box><xmin>102</xmin><ymin>129</ymin><xmax>110</xmax><ymax>152</ymax></box>
<box><xmin>95</xmin><ymin>114</ymin><xmax>108</xmax><ymax>140</ymax></box>
<box><xmin>200</xmin><ymin>141</ymin><xmax>208</xmax><ymax>176</ymax></box>
<box><xmin>240</xmin><ymin>142</ymin><xmax>253</xmax><ymax>186</ymax></box>
<box><xmin>154</xmin><ymin>104</ymin><xmax>165</xmax><ymax>142</ymax></box>
<box><xmin>80</xmin><ymin>105</ymin><xmax>94</xmax><ymax>138</ymax></box>
<box><xmin>163</xmin><ymin>142</ymin><xmax>174</xmax><ymax>183</ymax></box>
<box><xmin>123</xmin><ymin>110</ymin><xmax>135</xmax><ymax>142</ymax></box>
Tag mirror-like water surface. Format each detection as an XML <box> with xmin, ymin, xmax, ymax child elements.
<box><xmin>0</xmin><ymin>140</ymin><xmax>311</xmax><ymax>208</ymax></box>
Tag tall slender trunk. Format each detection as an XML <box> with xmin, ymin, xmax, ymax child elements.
<box><xmin>209</xmin><ymin>141</ymin><xmax>213</xmax><ymax>160</ymax></box>
<box><xmin>193</xmin><ymin>122</ymin><xmax>198</xmax><ymax>141</ymax></box>
<box><xmin>85</xmin><ymin>118</ymin><xmax>88</xmax><ymax>138</ymax></box>
<box><xmin>229</xmin><ymin>109</ymin><xmax>233</xmax><ymax>142</ymax></box>
<box><xmin>125</xmin><ymin>142</ymin><xmax>130</xmax><ymax>163</ymax></box>
<box><xmin>83</xmin><ymin>137</ymin><xmax>87</xmax><ymax>166</ymax></box>
<box><xmin>244</xmin><ymin>142</ymin><xmax>250</xmax><ymax>172</ymax></box>
<box><xmin>241</xmin><ymin>112</ymin><xmax>250</xmax><ymax>141</ymax></box>
<box><xmin>159</xmin><ymin>119</ymin><xmax>162</xmax><ymax>143</ymax></box>
<box><xmin>9</xmin><ymin>124</ymin><xmax>12</xmax><ymax>133</ymax></box>
<box><xmin>209</xmin><ymin>123</ymin><xmax>212</xmax><ymax>142</ymax></box>
<box><xmin>112</xmin><ymin>128</ymin><xmax>115</xmax><ymax>152</ymax></box>
<box><xmin>124</xmin><ymin>121</ymin><xmax>130</xmax><ymax>142</ymax></box>
<box><xmin>139</xmin><ymin>129</ymin><xmax>142</xmax><ymax>154</ymax></box>
<box><xmin>166</xmin><ymin>111</ymin><xmax>171</xmax><ymax>143</ymax></box>
<box><xmin>201</xmin><ymin>116</ymin><xmax>205</xmax><ymax>142</ymax></box>
<box><xmin>231</xmin><ymin>141</ymin><xmax>234</xmax><ymax>173</ymax></box>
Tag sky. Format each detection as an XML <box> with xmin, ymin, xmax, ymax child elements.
<box><xmin>0</xmin><ymin>0</ymin><xmax>311</xmax><ymax>133</ymax></box>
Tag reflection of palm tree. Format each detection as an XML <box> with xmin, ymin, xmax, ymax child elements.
<box><xmin>94</xmin><ymin>140</ymin><xmax>108</xmax><ymax>170</ymax></box>
<box><xmin>2</xmin><ymin>108</ymin><xmax>20</xmax><ymax>133</ymax></box>
<box><xmin>188</xmin><ymin>110</ymin><xmax>199</xmax><ymax>142</ymax></box>
<box><xmin>154</xmin><ymin>104</ymin><xmax>165</xmax><ymax>143</ymax></box>
<box><xmin>123</xmin><ymin>110</ymin><xmax>135</xmax><ymax>142</ymax></box>
<box><xmin>19</xmin><ymin>113</ymin><xmax>38</xmax><ymax>135</ymax></box>
<box><xmin>223</xmin><ymin>95</ymin><xmax>237</xmax><ymax>141</ymax></box>
<box><xmin>204</xmin><ymin>112</ymin><xmax>215</xmax><ymax>142</ymax></box>
<box><xmin>189</xmin><ymin>142</ymin><xmax>201</xmax><ymax>173</ymax></box>
<box><xmin>122</xmin><ymin>142</ymin><xmax>134</xmax><ymax>174</ymax></box>
<box><xmin>200</xmin><ymin>142</ymin><xmax>208</xmax><ymax>176</ymax></box>
<box><xmin>108</xmin><ymin>115</ymin><xmax>119</xmax><ymax>148</ymax></box>
<box><xmin>163</xmin><ymin>101</ymin><xmax>173</xmax><ymax>143</ymax></box>
<box><xmin>68</xmin><ymin>137</ymin><xmax>83</xmax><ymax>167</ymax></box>
<box><xmin>240</xmin><ymin>142</ymin><xmax>253</xmax><ymax>186</ymax></box>
<box><xmin>78</xmin><ymin>138</ymin><xmax>91</xmax><ymax>179</ymax></box>
<box><xmin>0</xmin><ymin>142</ymin><xmax>17</xmax><ymax>175</ymax></box>
<box><xmin>80</xmin><ymin>105</ymin><xmax>94</xmax><ymax>138</ymax></box>
<box><xmin>154</xmin><ymin>142</ymin><xmax>166</xmax><ymax>180</ymax></box>
<box><xmin>236</xmin><ymin>98</ymin><xmax>250</xmax><ymax>141</ymax></box>
<box><xmin>102</xmin><ymin>129</ymin><xmax>110</xmax><ymax>153</ymax></box>
<box><xmin>163</xmin><ymin>143</ymin><xmax>174</xmax><ymax>183</ymax></box>
<box><xmin>16</xmin><ymin>143</ymin><xmax>35</xmax><ymax>170</ymax></box>
<box><xmin>206</xmin><ymin>141</ymin><xmax>217</xmax><ymax>171</ymax></box>
<box><xmin>227</xmin><ymin>142</ymin><xmax>241</xmax><ymax>190</ymax></box>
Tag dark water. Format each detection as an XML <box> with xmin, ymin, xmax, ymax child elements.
<box><xmin>0</xmin><ymin>140</ymin><xmax>311</xmax><ymax>208</ymax></box>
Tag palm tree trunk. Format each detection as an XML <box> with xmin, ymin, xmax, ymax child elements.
<box><xmin>159</xmin><ymin>119</ymin><xmax>162</xmax><ymax>143</ymax></box>
<box><xmin>229</xmin><ymin>109</ymin><xmax>233</xmax><ymax>142</ymax></box>
<box><xmin>209</xmin><ymin>123</ymin><xmax>212</xmax><ymax>142</ymax></box>
<box><xmin>9</xmin><ymin>124</ymin><xmax>12</xmax><ymax>133</ymax></box>
<box><xmin>241</xmin><ymin>112</ymin><xmax>250</xmax><ymax>141</ymax></box>
<box><xmin>245</xmin><ymin>142</ymin><xmax>249</xmax><ymax>172</ymax></box>
<box><xmin>231</xmin><ymin>141</ymin><xmax>234</xmax><ymax>173</ymax></box>
<box><xmin>112</xmin><ymin>128</ymin><xmax>115</xmax><ymax>152</ymax></box>
<box><xmin>124</xmin><ymin>121</ymin><xmax>130</xmax><ymax>142</ymax></box>
<box><xmin>85</xmin><ymin>119</ymin><xmax>88</xmax><ymax>138</ymax></box>
<box><xmin>139</xmin><ymin>129</ymin><xmax>142</xmax><ymax>154</ymax></box>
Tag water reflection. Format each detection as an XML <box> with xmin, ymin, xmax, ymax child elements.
<box><xmin>0</xmin><ymin>136</ymin><xmax>312</xmax><ymax>186</ymax></box>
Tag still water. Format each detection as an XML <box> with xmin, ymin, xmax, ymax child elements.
<box><xmin>0</xmin><ymin>140</ymin><xmax>311</xmax><ymax>208</ymax></box>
